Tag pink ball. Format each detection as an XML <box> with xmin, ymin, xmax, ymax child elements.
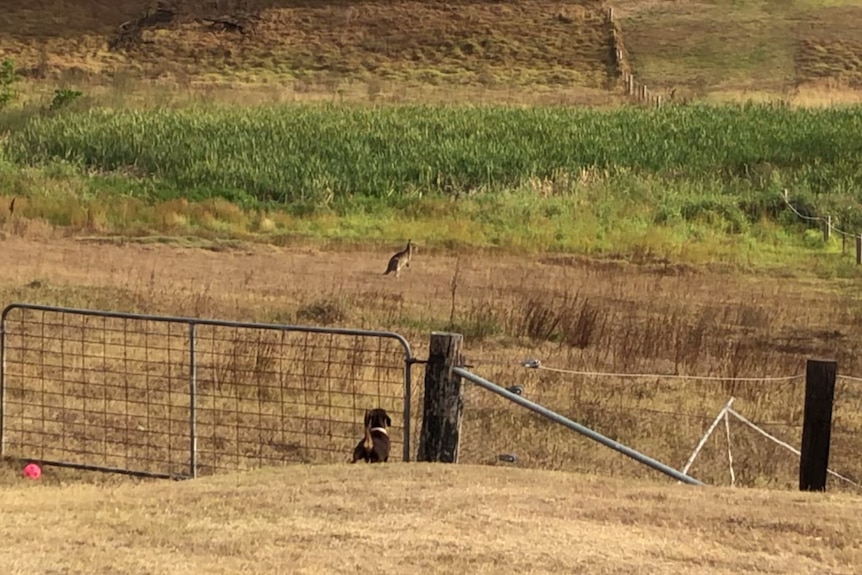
<box><xmin>22</xmin><ymin>463</ymin><xmax>41</xmax><ymax>480</ymax></box>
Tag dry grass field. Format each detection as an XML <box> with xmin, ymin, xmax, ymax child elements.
<box><xmin>1</xmin><ymin>463</ymin><xmax>861</xmax><ymax>574</ymax></box>
<box><xmin>0</xmin><ymin>234</ymin><xmax>861</xmax><ymax>490</ymax></box>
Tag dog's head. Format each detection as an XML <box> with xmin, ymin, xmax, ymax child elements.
<box><xmin>364</xmin><ymin>408</ymin><xmax>392</xmax><ymax>430</ymax></box>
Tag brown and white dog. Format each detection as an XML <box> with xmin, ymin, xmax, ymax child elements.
<box><xmin>351</xmin><ymin>408</ymin><xmax>392</xmax><ymax>463</ymax></box>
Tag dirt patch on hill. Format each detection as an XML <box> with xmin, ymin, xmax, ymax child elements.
<box><xmin>795</xmin><ymin>6</ymin><xmax>862</xmax><ymax>88</ymax></box>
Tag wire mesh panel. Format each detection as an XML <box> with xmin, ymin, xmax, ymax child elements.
<box><xmin>0</xmin><ymin>304</ymin><xmax>413</xmax><ymax>478</ymax></box>
<box><xmin>192</xmin><ymin>324</ymin><xmax>410</xmax><ymax>475</ymax></box>
<box><xmin>1</xmin><ymin>306</ymin><xmax>192</xmax><ymax>478</ymax></box>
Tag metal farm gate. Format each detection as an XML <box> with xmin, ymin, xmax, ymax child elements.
<box><xmin>0</xmin><ymin>304</ymin><xmax>415</xmax><ymax>478</ymax></box>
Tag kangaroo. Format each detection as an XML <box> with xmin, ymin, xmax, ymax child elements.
<box><xmin>383</xmin><ymin>239</ymin><xmax>414</xmax><ymax>278</ymax></box>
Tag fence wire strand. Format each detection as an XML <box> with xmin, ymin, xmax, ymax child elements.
<box><xmin>457</xmin><ymin>358</ymin><xmax>862</xmax><ymax>489</ymax></box>
<box><xmin>471</xmin><ymin>357</ymin><xmax>805</xmax><ymax>382</ymax></box>
<box><xmin>782</xmin><ymin>189</ymin><xmax>858</xmax><ymax>239</ymax></box>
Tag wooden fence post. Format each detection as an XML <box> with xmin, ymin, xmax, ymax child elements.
<box><xmin>823</xmin><ymin>216</ymin><xmax>831</xmax><ymax>243</ymax></box>
<box><xmin>799</xmin><ymin>358</ymin><xmax>837</xmax><ymax>491</ymax></box>
<box><xmin>417</xmin><ymin>332</ymin><xmax>464</xmax><ymax>463</ymax></box>
<box><xmin>856</xmin><ymin>234</ymin><xmax>861</xmax><ymax>265</ymax></box>
<box><xmin>641</xmin><ymin>85</ymin><xmax>650</xmax><ymax>104</ymax></box>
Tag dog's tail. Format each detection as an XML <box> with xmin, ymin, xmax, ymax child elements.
<box><xmin>363</xmin><ymin>425</ymin><xmax>373</xmax><ymax>451</ymax></box>
<box><xmin>351</xmin><ymin>425</ymin><xmax>374</xmax><ymax>463</ymax></box>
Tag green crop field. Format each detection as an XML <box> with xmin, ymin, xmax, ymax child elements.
<box><xmin>2</xmin><ymin>101</ymin><xmax>862</xmax><ymax>270</ymax></box>
<box><xmin>8</xmin><ymin>103</ymin><xmax>862</xmax><ymax>203</ymax></box>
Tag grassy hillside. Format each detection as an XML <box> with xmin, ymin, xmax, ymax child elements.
<box><xmin>1</xmin><ymin>464</ymin><xmax>860</xmax><ymax>574</ymax></box>
<box><xmin>1</xmin><ymin>0</ymin><xmax>861</xmax><ymax>101</ymax></box>
<box><xmin>0</xmin><ymin>0</ymin><xmax>616</xmax><ymax>88</ymax></box>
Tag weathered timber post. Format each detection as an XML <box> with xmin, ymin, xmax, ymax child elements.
<box><xmin>856</xmin><ymin>234</ymin><xmax>861</xmax><ymax>265</ymax></box>
<box><xmin>823</xmin><ymin>216</ymin><xmax>831</xmax><ymax>243</ymax></box>
<box><xmin>799</xmin><ymin>358</ymin><xmax>837</xmax><ymax>491</ymax></box>
<box><xmin>417</xmin><ymin>332</ymin><xmax>464</xmax><ymax>463</ymax></box>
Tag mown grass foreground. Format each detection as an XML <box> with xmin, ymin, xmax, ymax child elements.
<box><xmin>2</xmin><ymin>102</ymin><xmax>862</xmax><ymax>267</ymax></box>
<box><xmin>1</xmin><ymin>464</ymin><xmax>860</xmax><ymax>575</ymax></box>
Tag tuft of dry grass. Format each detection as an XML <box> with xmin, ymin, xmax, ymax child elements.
<box><xmin>0</xmin><ymin>464</ymin><xmax>860</xmax><ymax>574</ymax></box>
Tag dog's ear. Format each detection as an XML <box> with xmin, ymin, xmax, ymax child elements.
<box><xmin>386</xmin><ymin>414</ymin><xmax>392</xmax><ymax>427</ymax></box>
<box><xmin>364</xmin><ymin>409</ymin><xmax>371</xmax><ymax>427</ymax></box>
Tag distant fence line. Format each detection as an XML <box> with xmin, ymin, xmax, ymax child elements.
<box><xmin>606</xmin><ymin>5</ymin><xmax>664</xmax><ymax>107</ymax></box>
<box><xmin>782</xmin><ymin>188</ymin><xmax>862</xmax><ymax>263</ymax></box>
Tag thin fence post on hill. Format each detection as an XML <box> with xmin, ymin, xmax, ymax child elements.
<box><xmin>799</xmin><ymin>358</ymin><xmax>837</xmax><ymax>492</ymax></box>
<box><xmin>417</xmin><ymin>332</ymin><xmax>464</xmax><ymax>463</ymax></box>
<box><xmin>824</xmin><ymin>216</ymin><xmax>831</xmax><ymax>243</ymax></box>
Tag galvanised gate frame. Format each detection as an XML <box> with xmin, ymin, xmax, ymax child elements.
<box><xmin>0</xmin><ymin>304</ymin><xmax>415</xmax><ymax>478</ymax></box>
